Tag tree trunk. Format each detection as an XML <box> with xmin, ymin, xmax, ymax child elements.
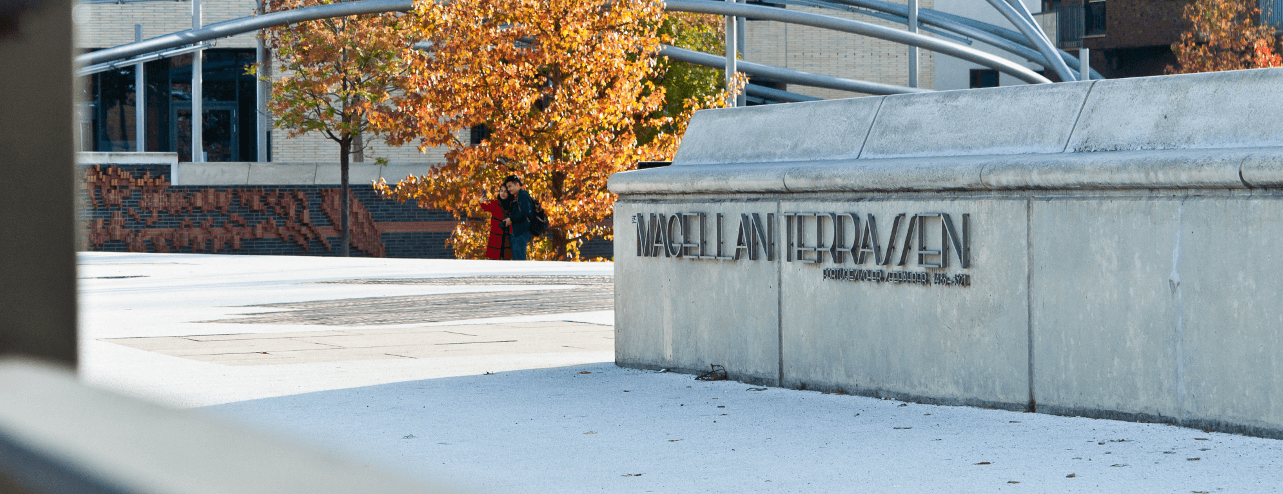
<box><xmin>339</xmin><ymin>138</ymin><xmax>350</xmax><ymax>257</ymax></box>
<box><xmin>550</xmin><ymin>170</ymin><xmax>567</xmax><ymax>260</ymax></box>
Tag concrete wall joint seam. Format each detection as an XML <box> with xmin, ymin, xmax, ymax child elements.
<box><xmin>1060</xmin><ymin>80</ymin><xmax>1099</xmax><ymax>154</ymax></box>
<box><xmin>853</xmin><ymin>95</ymin><xmax>886</xmax><ymax>161</ymax></box>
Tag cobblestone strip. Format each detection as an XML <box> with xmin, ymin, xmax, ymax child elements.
<box><xmin>204</xmin><ymin>277</ymin><xmax>614</xmax><ymax>326</ymax></box>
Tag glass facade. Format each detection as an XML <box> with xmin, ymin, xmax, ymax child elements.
<box><xmin>85</xmin><ymin>48</ymin><xmax>262</xmax><ymax>162</ymax></box>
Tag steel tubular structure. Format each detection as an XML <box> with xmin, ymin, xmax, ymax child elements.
<box><xmin>664</xmin><ymin>0</ymin><xmax>1051</xmax><ymax>84</ymax></box>
<box><xmin>661</xmin><ymin>45</ymin><xmax>929</xmax><ymax>95</ymax></box>
<box><xmin>745</xmin><ymin>84</ymin><xmax>822</xmax><ymax>103</ymax></box>
<box><xmin>77</xmin><ymin>0</ymin><xmax>1101</xmax><ymax>106</ymax></box>
<box><xmin>816</xmin><ymin>0</ymin><xmax>1103</xmax><ymax>80</ymax></box>
<box><xmin>76</xmin><ymin>0</ymin><xmax>414</xmax><ymax>67</ymax></box>
<box><xmin>982</xmin><ymin>0</ymin><xmax>1074</xmax><ymax>80</ymax></box>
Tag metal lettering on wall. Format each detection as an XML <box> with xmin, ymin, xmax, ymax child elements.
<box><xmin>632</xmin><ymin>211</ymin><xmax>972</xmax><ymax>287</ymax></box>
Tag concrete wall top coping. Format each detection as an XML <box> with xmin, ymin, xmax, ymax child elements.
<box><xmin>77</xmin><ymin>152</ymin><xmax>178</xmax><ymax>165</ymax></box>
<box><xmin>626</xmin><ymin>68</ymin><xmax>1283</xmax><ymax>195</ymax></box>
<box><xmin>163</xmin><ymin>162</ymin><xmax>434</xmax><ymax>186</ymax></box>
<box><xmin>610</xmin><ymin>147</ymin><xmax>1283</xmax><ymax>194</ymax></box>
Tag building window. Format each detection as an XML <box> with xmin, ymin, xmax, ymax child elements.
<box><xmin>87</xmin><ymin>49</ymin><xmax>258</xmax><ymax>162</ymax></box>
<box><xmin>969</xmin><ymin>69</ymin><xmax>1000</xmax><ymax>89</ymax></box>
<box><xmin>1085</xmin><ymin>1</ymin><xmax>1106</xmax><ymax>37</ymax></box>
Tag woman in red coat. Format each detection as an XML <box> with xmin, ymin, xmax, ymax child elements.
<box><xmin>480</xmin><ymin>185</ymin><xmax>513</xmax><ymax>260</ymax></box>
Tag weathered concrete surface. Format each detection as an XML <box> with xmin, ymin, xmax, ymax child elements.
<box><xmin>314</xmin><ymin>164</ymin><xmax>386</xmax><ymax>185</ymax></box>
<box><xmin>778</xmin><ymin>198</ymin><xmax>1030</xmax><ymax>408</ymax></box>
<box><xmin>1033</xmin><ymin>195</ymin><xmax>1283</xmax><ymax>434</ymax></box>
<box><xmin>859</xmin><ymin>82</ymin><xmax>1091</xmax><ymax>159</ymax></box>
<box><xmin>248</xmin><ymin>163</ymin><xmax>317</xmax><ymax>185</ymax></box>
<box><xmin>612</xmin><ymin>67</ymin><xmax>1283</xmax><ymax>438</ymax></box>
<box><xmin>1067</xmin><ymin>69</ymin><xmax>1283</xmax><ymax>153</ymax></box>
<box><xmin>177</xmin><ymin>162</ymin><xmax>251</xmax><ymax>186</ymax></box>
<box><xmin>379</xmin><ymin>165</ymin><xmax>433</xmax><ymax>184</ymax></box>
<box><xmin>613</xmin><ymin>200</ymin><xmax>781</xmax><ymax>384</ymax></box>
<box><xmin>979</xmin><ymin>149</ymin><xmax>1253</xmax><ymax>190</ymax></box>
<box><xmin>671</xmin><ymin>97</ymin><xmax>882</xmax><ymax>166</ymax></box>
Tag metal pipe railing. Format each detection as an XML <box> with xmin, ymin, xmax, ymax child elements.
<box><xmin>665</xmin><ymin>0</ymin><xmax>1051</xmax><ymax>84</ymax></box>
<box><xmin>76</xmin><ymin>0</ymin><xmax>414</xmax><ymax>67</ymax></box>
<box><xmin>660</xmin><ymin>45</ymin><xmax>931</xmax><ymax>95</ymax></box>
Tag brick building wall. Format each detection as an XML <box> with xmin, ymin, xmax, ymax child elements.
<box><xmin>1078</xmin><ymin>0</ymin><xmax>1195</xmax><ymax>78</ymax></box>
<box><xmin>1084</xmin><ymin>0</ymin><xmax>1193</xmax><ymax>50</ymax></box>
<box><xmin>76</xmin><ymin>0</ymin><xmax>259</xmax><ymax>49</ymax></box>
<box><xmin>746</xmin><ymin>1</ymin><xmax>936</xmax><ymax>99</ymax></box>
<box><xmin>269</xmin><ymin>126</ymin><xmax>460</xmax><ymax>165</ymax></box>
<box><xmin>80</xmin><ymin>164</ymin><xmax>614</xmax><ymax>259</ymax></box>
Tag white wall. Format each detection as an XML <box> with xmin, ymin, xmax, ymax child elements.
<box><xmin>932</xmin><ymin>0</ymin><xmax>1044</xmax><ymax>91</ymax></box>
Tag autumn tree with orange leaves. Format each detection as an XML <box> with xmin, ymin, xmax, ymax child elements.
<box><xmin>374</xmin><ymin>0</ymin><xmax>728</xmax><ymax>260</ymax></box>
<box><xmin>258</xmin><ymin>0</ymin><xmax>412</xmax><ymax>256</ymax></box>
<box><xmin>1169</xmin><ymin>0</ymin><xmax>1282</xmax><ymax>73</ymax></box>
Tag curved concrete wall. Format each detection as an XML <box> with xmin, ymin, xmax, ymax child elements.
<box><xmin>611</xmin><ymin>68</ymin><xmax>1283</xmax><ymax>438</ymax></box>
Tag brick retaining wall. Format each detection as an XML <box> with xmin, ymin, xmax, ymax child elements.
<box><xmin>81</xmin><ymin>164</ymin><xmax>613</xmax><ymax>259</ymax></box>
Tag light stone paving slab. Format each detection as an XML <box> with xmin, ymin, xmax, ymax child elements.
<box><xmin>75</xmin><ymin>252</ymin><xmax>1283</xmax><ymax>493</ymax></box>
<box><xmin>185</xmin><ymin>330</ymin><xmax>362</xmax><ymax>341</ymax></box>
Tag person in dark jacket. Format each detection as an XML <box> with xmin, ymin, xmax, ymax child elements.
<box><xmin>480</xmin><ymin>184</ymin><xmax>513</xmax><ymax>260</ymax></box>
<box><xmin>502</xmin><ymin>175</ymin><xmax>534</xmax><ymax>260</ymax></box>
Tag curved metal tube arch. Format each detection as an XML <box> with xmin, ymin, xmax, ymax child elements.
<box><xmin>817</xmin><ymin>0</ymin><xmax>1103</xmax><ymax>79</ymax></box>
<box><xmin>76</xmin><ymin>0</ymin><xmax>1097</xmax><ymax>102</ymax></box>
<box><xmin>665</xmin><ymin>0</ymin><xmax>1051</xmax><ymax>84</ymax></box>
<box><xmin>660</xmin><ymin>45</ymin><xmax>929</xmax><ymax>96</ymax></box>
<box><xmin>745</xmin><ymin>84</ymin><xmax>822</xmax><ymax>103</ymax></box>
<box><xmin>76</xmin><ymin>0</ymin><xmax>414</xmax><ymax>67</ymax></box>
<box><xmin>981</xmin><ymin>0</ymin><xmax>1073</xmax><ymax>80</ymax></box>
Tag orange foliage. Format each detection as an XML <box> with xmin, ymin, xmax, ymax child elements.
<box><xmin>1169</xmin><ymin>0</ymin><xmax>1282</xmax><ymax>73</ymax></box>
<box><xmin>258</xmin><ymin>0</ymin><xmax>412</xmax><ymax>255</ymax></box>
<box><xmin>372</xmin><ymin>0</ymin><xmax>731</xmax><ymax>260</ymax></box>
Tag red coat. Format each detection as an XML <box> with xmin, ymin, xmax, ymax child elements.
<box><xmin>481</xmin><ymin>200</ymin><xmax>512</xmax><ymax>260</ymax></box>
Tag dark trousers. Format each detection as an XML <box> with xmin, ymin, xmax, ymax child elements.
<box><xmin>511</xmin><ymin>232</ymin><xmax>532</xmax><ymax>260</ymax></box>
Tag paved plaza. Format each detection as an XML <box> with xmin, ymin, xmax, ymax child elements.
<box><xmin>79</xmin><ymin>252</ymin><xmax>1282</xmax><ymax>493</ymax></box>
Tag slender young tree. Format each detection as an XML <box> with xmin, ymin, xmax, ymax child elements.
<box><xmin>374</xmin><ymin>0</ymin><xmax>733</xmax><ymax>260</ymax></box>
<box><xmin>1169</xmin><ymin>0</ymin><xmax>1282</xmax><ymax>73</ymax></box>
<box><xmin>257</xmin><ymin>0</ymin><xmax>410</xmax><ymax>255</ymax></box>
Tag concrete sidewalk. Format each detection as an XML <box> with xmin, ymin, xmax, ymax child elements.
<box><xmin>79</xmin><ymin>252</ymin><xmax>1282</xmax><ymax>493</ymax></box>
